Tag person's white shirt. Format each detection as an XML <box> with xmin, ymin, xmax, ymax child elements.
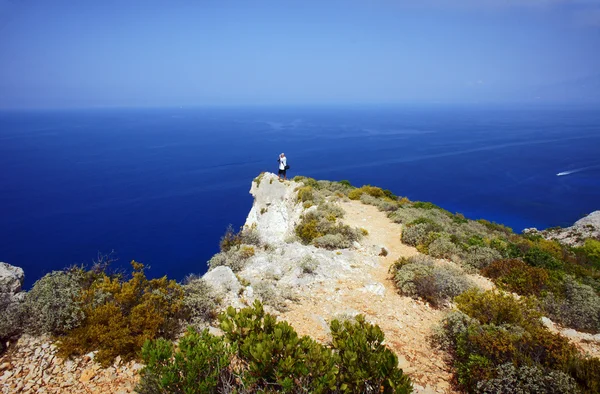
<box><xmin>279</xmin><ymin>155</ymin><xmax>287</xmax><ymax>170</ymax></box>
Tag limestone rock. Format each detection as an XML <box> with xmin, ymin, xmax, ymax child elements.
<box><xmin>203</xmin><ymin>266</ymin><xmax>241</xmax><ymax>295</ymax></box>
<box><xmin>244</xmin><ymin>172</ymin><xmax>303</xmax><ymax>245</ymax></box>
<box><xmin>0</xmin><ymin>262</ymin><xmax>24</xmax><ymax>294</ymax></box>
<box><xmin>527</xmin><ymin>210</ymin><xmax>600</xmax><ymax>246</ymax></box>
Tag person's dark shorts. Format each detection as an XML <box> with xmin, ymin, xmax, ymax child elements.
<box><xmin>278</xmin><ymin>169</ymin><xmax>286</xmax><ymax>176</ymax></box>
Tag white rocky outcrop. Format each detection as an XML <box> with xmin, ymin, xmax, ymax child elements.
<box><xmin>203</xmin><ymin>172</ymin><xmax>381</xmax><ymax>315</ymax></box>
<box><xmin>524</xmin><ymin>210</ymin><xmax>600</xmax><ymax>246</ymax></box>
<box><xmin>243</xmin><ymin>172</ymin><xmax>304</xmax><ymax>245</ymax></box>
<box><xmin>0</xmin><ymin>262</ymin><xmax>24</xmax><ymax>295</ymax></box>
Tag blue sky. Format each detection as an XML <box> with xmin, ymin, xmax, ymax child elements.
<box><xmin>1</xmin><ymin>0</ymin><xmax>600</xmax><ymax>108</ymax></box>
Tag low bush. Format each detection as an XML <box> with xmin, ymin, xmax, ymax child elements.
<box><xmin>436</xmin><ymin>289</ymin><xmax>587</xmax><ymax>392</ymax></box>
<box><xmin>482</xmin><ymin>259</ymin><xmax>550</xmax><ymax>296</ymax></box>
<box><xmin>476</xmin><ymin>219</ymin><xmax>513</xmax><ymax>235</ymax></box>
<box><xmin>359</xmin><ymin>194</ymin><xmax>399</xmax><ymax>212</ymax></box>
<box><xmin>295</xmin><ymin>205</ymin><xmax>362</xmax><ymax>248</ymax></box>
<box><xmin>348</xmin><ymin>185</ymin><xmax>388</xmax><ymax>200</ymax></box>
<box><xmin>219</xmin><ymin>225</ymin><xmax>261</xmax><ymax>253</ymax></box>
<box><xmin>182</xmin><ymin>278</ymin><xmax>219</xmax><ymax>331</ymax></box>
<box><xmin>57</xmin><ymin>261</ymin><xmax>185</xmax><ymax>366</ymax></box>
<box><xmin>298</xmin><ymin>255</ymin><xmax>320</xmax><ymax>274</ymax></box>
<box><xmin>525</xmin><ymin>246</ymin><xmax>563</xmax><ymax>270</ymax></box>
<box><xmin>576</xmin><ymin>238</ymin><xmax>600</xmax><ymax>269</ymax></box>
<box><xmin>330</xmin><ymin>315</ymin><xmax>412</xmax><ymax>393</ymax></box>
<box><xmin>137</xmin><ymin>328</ymin><xmax>234</xmax><ymax>394</ymax></box>
<box><xmin>542</xmin><ymin>276</ymin><xmax>600</xmax><ymax>333</ymax></box>
<box><xmin>461</xmin><ymin>245</ymin><xmax>502</xmax><ymax>270</ymax></box>
<box><xmin>391</xmin><ymin>256</ymin><xmax>474</xmax><ymax>307</ymax></box>
<box><xmin>476</xmin><ymin>363</ymin><xmax>579</xmax><ymax>394</ymax></box>
<box><xmin>401</xmin><ymin>223</ymin><xmax>431</xmax><ymax>247</ymax></box>
<box><xmin>568</xmin><ymin>356</ymin><xmax>600</xmax><ymax>394</ymax></box>
<box><xmin>428</xmin><ymin>235</ymin><xmax>461</xmax><ymax>260</ymax></box>
<box><xmin>454</xmin><ymin>288</ymin><xmax>542</xmax><ymax>328</ymax></box>
<box><xmin>253</xmin><ymin>281</ymin><xmax>290</xmax><ymax>312</ymax></box>
<box><xmin>208</xmin><ymin>245</ymin><xmax>256</xmax><ymax>272</ymax></box>
<box><xmin>23</xmin><ymin>270</ymin><xmax>85</xmax><ymax>336</ymax></box>
<box><xmin>296</xmin><ymin>185</ymin><xmax>315</xmax><ymax>203</ymax></box>
<box><xmin>218</xmin><ymin>301</ymin><xmax>412</xmax><ymax>393</ymax></box>
<box><xmin>313</xmin><ymin>233</ymin><xmax>351</xmax><ymax>249</ymax></box>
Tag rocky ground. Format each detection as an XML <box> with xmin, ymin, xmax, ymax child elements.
<box><xmin>0</xmin><ymin>335</ymin><xmax>140</xmax><ymax>394</ymax></box>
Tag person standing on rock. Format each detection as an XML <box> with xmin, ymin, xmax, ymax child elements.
<box><xmin>278</xmin><ymin>153</ymin><xmax>288</xmax><ymax>181</ymax></box>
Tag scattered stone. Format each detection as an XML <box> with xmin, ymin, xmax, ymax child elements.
<box><xmin>79</xmin><ymin>368</ymin><xmax>95</xmax><ymax>383</ymax></box>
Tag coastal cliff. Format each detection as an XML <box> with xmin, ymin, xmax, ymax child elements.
<box><xmin>1</xmin><ymin>173</ymin><xmax>600</xmax><ymax>394</ymax></box>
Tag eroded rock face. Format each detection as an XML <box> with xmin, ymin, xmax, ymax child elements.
<box><xmin>244</xmin><ymin>172</ymin><xmax>303</xmax><ymax>245</ymax></box>
<box><xmin>524</xmin><ymin>210</ymin><xmax>600</xmax><ymax>246</ymax></box>
<box><xmin>0</xmin><ymin>263</ymin><xmax>24</xmax><ymax>295</ymax></box>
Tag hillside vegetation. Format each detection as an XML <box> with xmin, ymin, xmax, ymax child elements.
<box><xmin>1</xmin><ymin>173</ymin><xmax>599</xmax><ymax>393</ymax></box>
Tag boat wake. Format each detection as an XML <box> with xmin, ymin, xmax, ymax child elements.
<box><xmin>556</xmin><ymin>165</ymin><xmax>600</xmax><ymax>176</ymax></box>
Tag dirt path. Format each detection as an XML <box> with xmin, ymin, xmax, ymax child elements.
<box><xmin>281</xmin><ymin>201</ymin><xmax>457</xmax><ymax>394</ymax></box>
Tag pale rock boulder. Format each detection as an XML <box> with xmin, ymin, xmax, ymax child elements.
<box><xmin>0</xmin><ymin>262</ymin><xmax>24</xmax><ymax>294</ymax></box>
<box><xmin>203</xmin><ymin>266</ymin><xmax>241</xmax><ymax>295</ymax></box>
<box><xmin>244</xmin><ymin>172</ymin><xmax>304</xmax><ymax>245</ymax></box>
<box><xmin>202</xmin><ymin>266</ymin><xmax>244</xmax><ymax>309</ymax></box>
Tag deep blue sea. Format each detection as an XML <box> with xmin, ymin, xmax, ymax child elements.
<box><xmin>1</xmin><ymin>105</ymin><xmax>599</xmax><ymax>288</ymax></box>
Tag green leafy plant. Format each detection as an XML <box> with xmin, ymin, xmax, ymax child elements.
<box><xmin>330</xmin><ymin>315</ymin><xmax>412</xmax><ymax>393</ymax></box>
<box><xmin>137</xmin><ymin>328</ymin><xmax>234</xmax><ymax>394</ymax></box>
<box><xmin>391</xmin><ymin>256</ymin><xmax>474</xmax><ymax>307</ymax></box>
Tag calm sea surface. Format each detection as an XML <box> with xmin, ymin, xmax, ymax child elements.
<box><xmin>1</xmin><ymin>105</ymin><xmax>599</xmax><ymax>287</ymax></box>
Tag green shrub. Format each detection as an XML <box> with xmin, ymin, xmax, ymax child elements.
<box><xmin>57</xmin><ymin>261</ymin><xmax>185</xmax><ymax>366</ymax></box>
<box><xmin>412</xmin><ymin>201</ymin><xmax>441</xmax><ymax>210</ymax></box>
<box><xmin>461</xmin><ymin>246</ymin><xmax>502</xmax><ymax>270</ymax></box>
<box><xmin>348</xmin><ymin>185</ymin><xmax>387</xmax><ymax>200</ymax></box>
<box><xmin>542</xmin><ymin>276</ymin><xmax>600</xmax><ymax>333</ymax></box>
<box><xmin>253</xmin><ymin>281</ymin><xmax>291</xmax><ymax>312</ymax></box>
<box><xmin>313</xmin><ymin>233</ymin><xmax>351</xmax><ymax>249</ymax></box>
<box><xmin>218</xmin><ymin>301</ymin><xmax>412</xmax><ymax>393</ymax></box>
<box><xmin>577</xmin><ymin>239</ymin><xmax>600</xmax><ymax>269</ymax></box>
<box><xmin>454</xmin><ymin>288</ymin><xmax>542</xmax><ymax>328</ymax></box>
<box><xmin>298</xmin><ymin>255</ymin><xmax>320</xmax><ymax>274</ymax></box>
<box><xmin>296</xmin><ymin>185</ymin><xmax>315</xmax><ymax>203</ymax></box>
<box><xmin>437</xmin><ymin>289</ymin><xmax>583</xmax><ymax>392</ymax></box>
<box><xmin>401</xmin><ymin>223</ymin><xmax>430</xmax><ymax>247</ymax></box>
<box><xmin>525</xmin><ymin>247</ymin><xmax>563</xmax><ymax>270</ymax></box>
<box><xmin>219</xmin><ymin>301</ymin><xmax>339</xmax><ymax>392</ymax></box>
<box><xmin>482</xmin><ymin>259</ymin><xmax>550</xmax><ymax>296</ymax></box>
<box><xmin>476</xmin><ymin>219</ymin><xmax>513</xmax><ymax>235</ymax></box>
<box><xmin>476</xmin><ymin>363</ymin><xmax>579</xmax><ymax>394</ymax></box>
<box><xmin>182</xmin><ymin>278</ymin><xmax>219</xmax><ymax>331</ymax></box>
<box><xmin>24</xmin><ymin>270</ymin><xmax>85</xmax><ymax>336</ymax></box>
<box><xmin>360</xmin><ymin>194</ymin><xmax>399</xmax><ymax>212</ymax></box>
<box><xmin>253</xmin><ymin>172</ymin><xmax>265</xmax><ymax>187</ymax></box>
<box><xmin>568</xmin><ymin>356</ymin><xmax>600</xmax><ymax>394</ymax></box>
<box><xmin>137</xmin><ymin>328</ymin><xmax>233</xmax><ymax>394</ymax></box>
<box><xmin>428</xmin><ymin>235</ymin><xmax>461</xmax><ymax>259</ymax></box>
<box><xmin>330</xmin><ymin>315</ymin><xmax>412</xmax><ymax>393</ymax></box>
<box><xmin>391</xmin><ymin>255</ymin><xmax>474</xmax><ymax>307</ymax></box>
<box><xmin>319</xmin><ymin>202</ymin><xmax>346</xmax><ymax>219</ymax></box>
<box><xmin>295</xmin><ymin>206</ymin><xmax>362</xmax><ymax>248</ymax></box>
<box><xmin>208</xmin><ymin>245</ymin><xmax>256</xmax><ymax>272</ymax></box>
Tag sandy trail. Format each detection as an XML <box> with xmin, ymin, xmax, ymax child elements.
<box><xmin>280</xmin><ymin>201</ymin><xmax>457</xmax><ymax>394</ymax></box>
